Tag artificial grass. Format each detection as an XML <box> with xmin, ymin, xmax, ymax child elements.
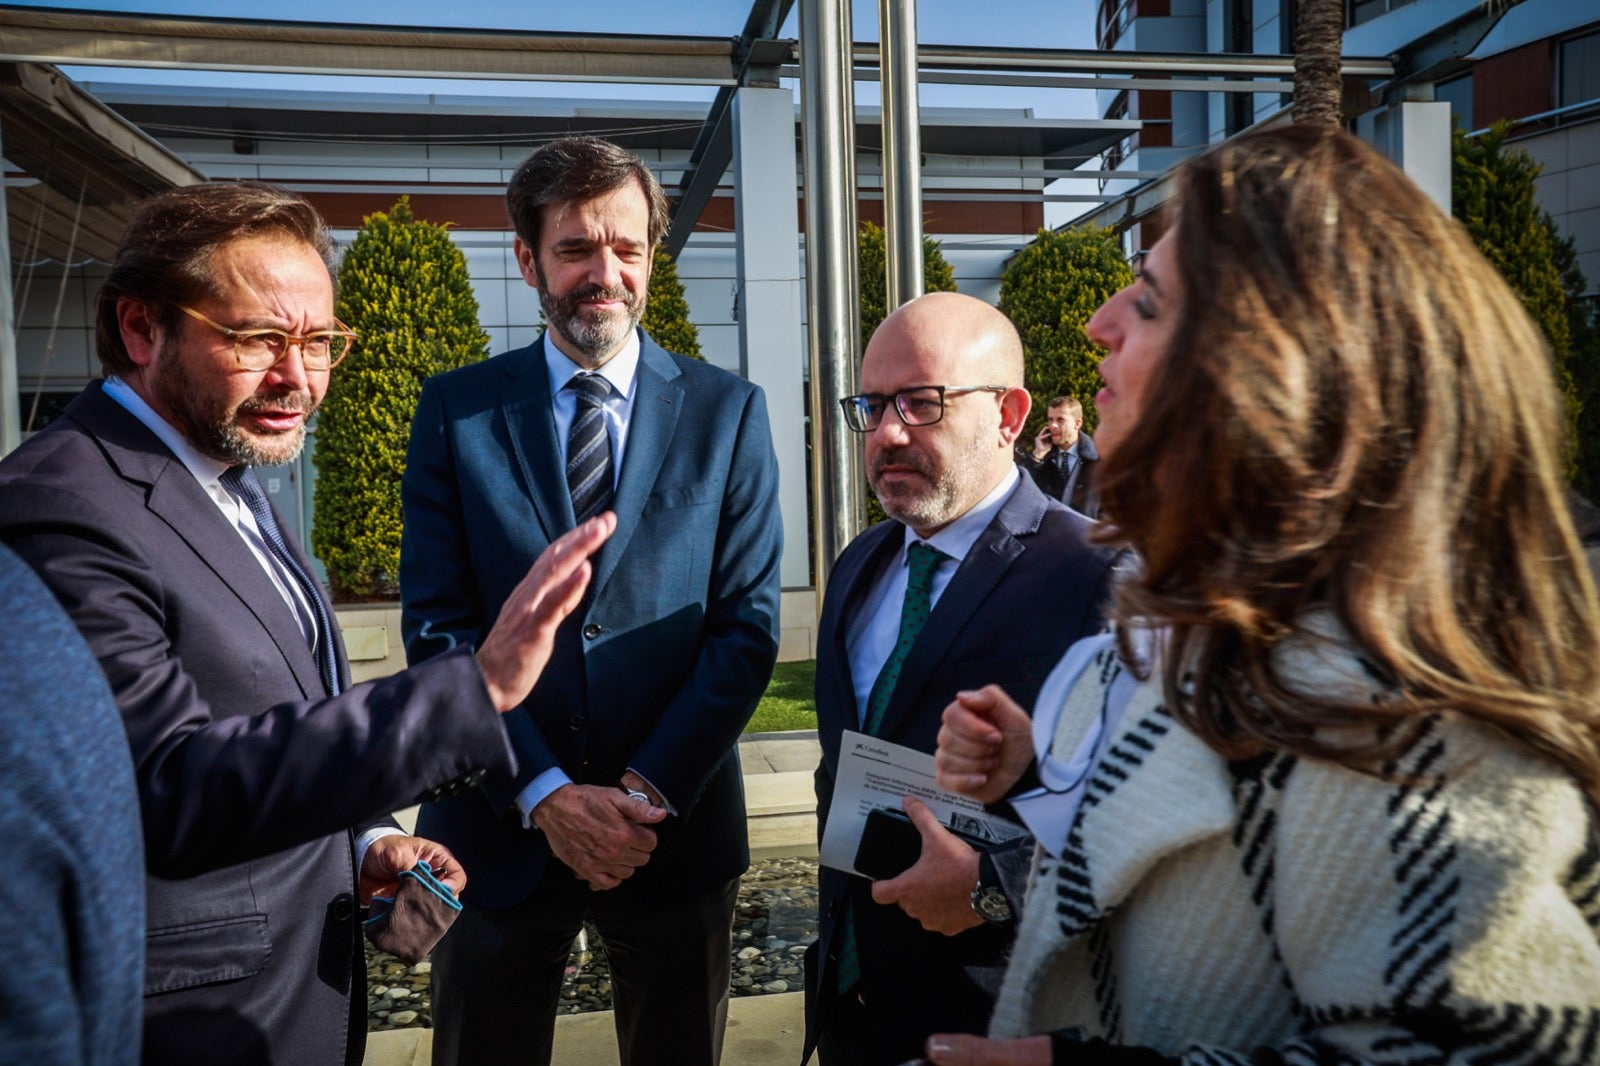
<box><xmin>744</xmin><ymin>658</ymin><xmax>818</xmax><ymax>734</ymax></box>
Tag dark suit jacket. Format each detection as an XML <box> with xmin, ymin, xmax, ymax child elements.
<box><xmin>806</xmin><ymin>476</ymin><xmax>1121</xmax><ymax>1065</ymax></box>
<box><xmin>400</xmin><ymin>330</ymin><xmax>783</xmax><ymax>907</ymax></box>
<box><xmin>1018</xmin><ymin>433</ymin><xmax>1100</xmax><ymax>519</ymax></box>
<box><xmin>0</xmin><ymin>542</ymin><xmax>143</xmax><ymax>1066</ymax></box>
<box><xmin>0</xmin><ymin>383</ymin><xmax>516</xmax><ymax>1066</ymax></box>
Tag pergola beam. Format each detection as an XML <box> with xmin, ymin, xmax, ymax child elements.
<box><xmin>665</xmin><ymin>0</ymin><xmax>795</xmax><ymax>257</ymax></box>
<box><xmin>0</xmin><ymin>7</ymin><xmax>739</xmax><ymax>85</ymax></box>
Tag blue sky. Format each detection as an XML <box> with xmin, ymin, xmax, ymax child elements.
<box><xmin>7</xmin><ymin>0</ymin><xmax>1102</xmax><ymax>118</ymax></box>
<box><xmin>9</xmin><ymin>0</ymin><xmax>1110</xmax><ymax>220</ymax></box>
<box><xmin>3</xmin><ymin>0</ymin><xmax>1096</xmax><ymax>46</ymax></box>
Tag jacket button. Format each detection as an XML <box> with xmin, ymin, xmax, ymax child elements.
<box><xmin>582</xmin><ymin>623</ymin><xmax>602</xmax><ymax>640</ymax></box>
<box><xmin>332</xmin><ymin>895</ymin><xmax>354</xmax><ymax>922</ymax></box>
<box><xmin>568</xmin><ymin>715</ymin><xmax>585</xmax><ymax>732</ymax></box>
<box><xmin>463</xmin><ymin>768</ymin><xmax>486</xmax><ymax>788</ymax></box>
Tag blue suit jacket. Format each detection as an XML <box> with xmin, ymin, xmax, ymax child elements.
<box><xmin>401</xmin><ymin>331</ymin><xmax>784</xmax><ymax>907</ymax></box>
<box><xmin>806</xmin><ymin>476</ymin><xmax>1122</xmax><ymax>1064</ymax></box>
<box><xmin>0</xmin><ymin>542</ymin><xmax>143</xmax><ymax>1065</ymax></box>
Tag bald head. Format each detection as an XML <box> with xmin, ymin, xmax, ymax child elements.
<box><xmin>858</xmin><ymin>292</ymin><xmax>1031</xmax><ymax>536</ymax></box>
<box><xmin>867</xmin><ymin>291</ymin><xmax>1025</xmax><ymax>389</ymax></box>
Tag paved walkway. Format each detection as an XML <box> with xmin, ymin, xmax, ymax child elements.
<box><xmin>365</xmin><ymin>730</ymin><xmax>821</xmax><ymax>1066</ymax></box>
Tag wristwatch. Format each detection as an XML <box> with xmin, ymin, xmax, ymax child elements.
<box><xmin>969</xmin><ymin>851</ymin><xmax>1014</xmax><ymax>925</ymax></box>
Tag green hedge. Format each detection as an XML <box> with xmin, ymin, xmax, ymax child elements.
<box><xmin>311</xmin><ymin>198</ymin><xmax>490</xmax><ymax>601</ymax></box>
<box><xmin>999</xmin><ymin>226</ymin><xmax>1133</xmax><ymax>443</ymax></box>
<box><xmin>1453</xmin><ymin>124</ymin><xmax>1585</xmax><ymax>483</ymax></box>
<box><xmin>642</xmin><ymin>248</ymin><xmax>703</xmax><ymax>360</ymax></box>
<box><xmin>858</xmin><ymin>222</ymin><xmax>960</xmax><ymax>524</ymax></box>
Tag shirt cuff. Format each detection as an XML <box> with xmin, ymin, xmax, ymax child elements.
<box><xmin>625</xmin><ymin>766</ymin><xmax>678</xmax><ymax>816</ymax></box>
<box><xmin>514</xmin><ymin>767</ymin><xmax>575</xmax><ymax>830</ymax></box>
<box><xmin>354</xmin><ymin>824</ymin><xmax>407</xmax><ymax>876</ymax></box>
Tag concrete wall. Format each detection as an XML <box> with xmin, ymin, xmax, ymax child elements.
<box><xmin>1522</xmin><ymin>121</ymin><xmax>1600</xmax><ymax>292</ymax></box>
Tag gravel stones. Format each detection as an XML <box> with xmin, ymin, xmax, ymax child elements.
<box><xmin>366</xmin><ymin>856</ymin><xmax>820</xmax><ymax>1032</ymax></box>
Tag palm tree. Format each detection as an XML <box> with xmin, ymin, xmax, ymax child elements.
<box><xmin>1292</xmin><ymin>0</ymin><xmax>1346</xmax><ymax>126</ymax></box>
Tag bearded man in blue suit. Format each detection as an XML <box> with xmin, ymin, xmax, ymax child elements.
<box><xmin>400</xmin><ymin>136</ymin><xmax>783</xmax><ymax>1066</ymax></box>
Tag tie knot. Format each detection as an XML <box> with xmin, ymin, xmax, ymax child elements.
<box><xmin>567</xmin><ymin>373</ymin><xmax>610</xmax><ymax>408</ymax></box>
<box><xmin>219</xmin><ymin>465</ymin><xmax>264</xmax><ymax>502</ymax></box>
<box><xmin>906</xmin><ymin>541</ymin><xmax>946</xmax><ymax>592</ymax></box>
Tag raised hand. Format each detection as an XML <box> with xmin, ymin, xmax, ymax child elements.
<box><xmin>935</xmin><ymin>685</ymin><xmax>1035</xmax><ymax>804</ymax></box>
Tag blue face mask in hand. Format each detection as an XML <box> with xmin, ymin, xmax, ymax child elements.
<box><xmin>364</xmin><ymin>860</ymin><xmax>463</xmax><ymax>964</ymax></box>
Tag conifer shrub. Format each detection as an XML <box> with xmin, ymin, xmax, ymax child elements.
<box><xmin>857</xmin><ymin>221</ymin><xmax>959</xmax><ymax>351</ymax></box>
<box><xmin>859</xmin><ymin>222</ymin><xmax>960</xmax><ymax>523</ymax></box>
<box><xmin>1453</xmin><ymin>123</ymin><xmax>1585</xmax><ymax>481</ymax></box>
<box><xmin>998</xmin><ymin>226</ymin><xmax>1133</xmax><ymax>444</ymax></box>
<box><xmin>642</xmin><ymin>248</ymin><xmax>703</xmax><ymax>360</ymax></box>
<box><xmin>311</xmin><ymin>198</ymin><xmax>490</xmax><ymax>601</ymax></box>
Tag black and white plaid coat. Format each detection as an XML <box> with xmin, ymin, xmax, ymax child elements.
<box><xmin>991</xmin><ymin>628</ymin><xmax>1600</xmax><ymax>1065</ymax></box>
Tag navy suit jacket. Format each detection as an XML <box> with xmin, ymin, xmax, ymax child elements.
<box><xmin>1018</xmin><ymin>432</ymin><xmax>1101</xmax><ymax>519</ymax></box>
<box><xmin>806</xmin><ymin>476</ymin><xmax>1121</xmax><ymax>1064</ymax></box>
<box><xmin>401</xmin><ymin>330</ymin><xmax>783</xmax><ymax>907</ymax></box>
<box><xmin>0</xmin><ymin>383</ymin><xmax>515</xmax><ymax>1066</ymax></box>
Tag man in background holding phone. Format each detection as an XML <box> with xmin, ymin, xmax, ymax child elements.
<box><xmin>805</xmin><ymin>293</ymin><xmax>1122</xmax><ymax>1066</ymax></box>
<box><xmin>1017</xmin><ymin>395</ymin><xmax>1100</xmax><ymax>519</ymax></box>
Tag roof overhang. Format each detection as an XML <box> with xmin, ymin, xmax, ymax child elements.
<box><xmin>3</xmin><ymin>60</ymin><xmax>203</xmax><ymax>265</ymax></box>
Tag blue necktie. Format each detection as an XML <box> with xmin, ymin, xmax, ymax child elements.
<box><xmin>566</xmin><ymin>373</ymin><xmax>615</xmax><ymax>523</ymax></box>
<box><xmin>220</xmin><ymin>466</ymin><xmax>341</xmax><ymax>697</ymax></box>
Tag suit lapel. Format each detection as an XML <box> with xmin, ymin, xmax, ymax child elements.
<box><xmin>498</xmin><ymin>341</ymin><xmax>570</xmax><ymax>546</ymax></box>
<box><xmin>74</xmin><ymin>385</ymin><xmax>325</xmax><ymax>699</ymax></box>
<box><xmin>821</xmin><ymin>522</ymin><xmax>904</xmax><ymax>745</ymax></box>
<box><xmin>588</xmin><ymin>336</ymin><xmax>682</xmax><ymax>598</ymax></box>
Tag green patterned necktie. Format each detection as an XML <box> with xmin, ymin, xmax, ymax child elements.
<box><xmin>861</xmin><ymin>541</ymin><xmax>948</xmax><ymax>734</ymax></box>
<box><xmin>836</xmin><ymin>540</ymin><xmax>949</xmax><ymax>995</ymax></box>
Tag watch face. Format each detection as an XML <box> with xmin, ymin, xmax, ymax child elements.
<box><xmin>971</xmin><ymin>887</ymin><xmax>1013</xmax><ymax>924</ymax></box>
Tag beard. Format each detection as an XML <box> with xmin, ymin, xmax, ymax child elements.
<box><xmin>869</xmin><ymin>436</ymin><xmax>988</xmax><ymax>533</ymax></box>
<box><xmin>150</xmin><ymin>343</ymin><xmax>316</xmax><ymax>467</ymax></box>
<box><xmin>534</xmin><ymin>260</ymin><xmax>646</xmax><ymax>366</ymax></box>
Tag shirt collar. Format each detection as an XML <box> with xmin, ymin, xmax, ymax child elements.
<box><xmin>542</xmin><ymin>328</ymin><xmax>642</xmax><ymax>400</ymax></box>
<box><xmin>905</xmin><ymin>466</ymin><xmax>1021</xmax><ymax>565</ymax></box>
<box><xmin>101</xmin><ymin>375</ymin><xmax>231</xmax><ymax>488</ymax></box>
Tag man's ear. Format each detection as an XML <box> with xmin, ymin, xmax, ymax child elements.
<box><xmin>998</xmin><ymin>386</ymin><xmax>1031</xmax><ymax>446</ymax></box>
<box><xmin>513</xmin><ymin>238</ymin><xmax>540</xmax><ymax>290</ymax></box>
<box><xmin>116</xmin><ymin>298</ymin><xmax>163</xmax><ymax>368</ymax></box>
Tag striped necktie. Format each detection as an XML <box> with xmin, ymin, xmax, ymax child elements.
<box><xmin>566</xmin><ymin>373</ymin><xmax>615</xmax><ymax>523</ymax></box>
<box><xmin>220</xmin><ymin>465</ymin><xmax>341</xmax><ymax>697</ymax></box>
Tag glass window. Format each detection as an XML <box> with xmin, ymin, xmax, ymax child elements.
<box><xmin>1561</xmin><ymin>30</ymin><xmax>1600</xmax><ymax>110</ymax></box>
<box><xmin>1435</xmin><ymin>73</ymin><xmax>1473</xmax><ymax>131</ymax></box>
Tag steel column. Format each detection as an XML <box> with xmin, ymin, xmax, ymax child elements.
<box><xmin>799</xmin><ymin>0</ymin><xmax>863</xmax><ymax>597</ymax></box>
<box><xmin>878</xmin><ymin>0</ymin><xmax>923</xmax><ymax>310</ymax></box>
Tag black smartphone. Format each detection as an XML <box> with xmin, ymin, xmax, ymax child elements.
<box><xmin>854</xmin><ymin>806</ymin><xmax>997</xmax><ymax>880</ymax></box>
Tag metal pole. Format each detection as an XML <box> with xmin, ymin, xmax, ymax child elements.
<box><xmin>879</xmin><ymin>0</ymin><xmax>923</xmax><ymax>309</ymax></box>
<box><xmin>0</xmin><ymin>110</ymin><xmax>19</xmax><ymax>456</ymax></box>
<box><xmin>800</xmin><ymin>0</ymin><xmax>863</xmax><ymax>602</ymax></box>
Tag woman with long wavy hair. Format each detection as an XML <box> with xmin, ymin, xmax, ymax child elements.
<box><xmin>929</xmin><ymin>124</ymin><xmax>1600</xmax><ymax>1066</ymax></box>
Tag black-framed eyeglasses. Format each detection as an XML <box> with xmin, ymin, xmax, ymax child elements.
<box><xmin>179</xmin><ymin>305</ymin><xmax>358</xmax><ymax>372</ymax></box>
<box><xmin>839</xmin><ymin>385</ymin><xmax>1008</xmax><ymax>432</ymax></box>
